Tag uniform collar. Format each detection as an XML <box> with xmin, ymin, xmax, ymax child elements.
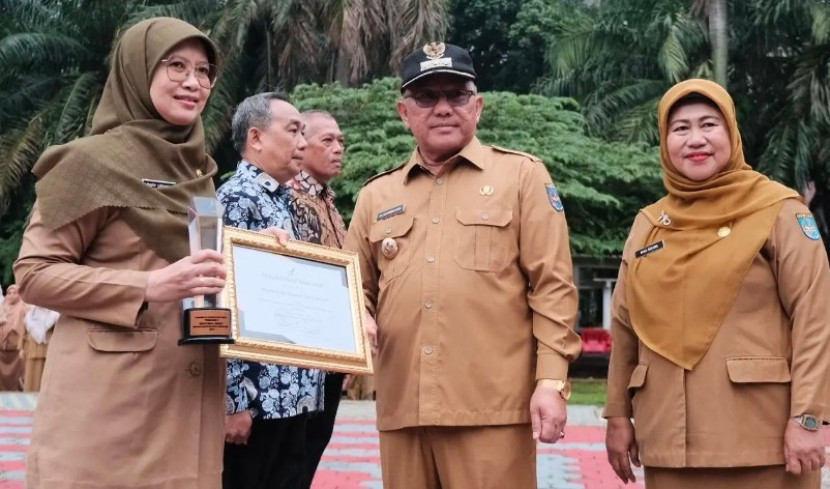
<box><xmin>239</xmin><ymin>160</ymin><xmax>289</xmax><ymax>196</ymax></box>
<box><xmin>290</xmin><ymin>170</ymin><xmax>331</xmax><ymax>198</ymax></box>
<box><xmin>403</xmin><ymin>137</ymin><xmax>488</xmax><ymax>184</ymax></box>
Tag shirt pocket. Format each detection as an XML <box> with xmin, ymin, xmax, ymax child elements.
<box><xmin>369</xmin><ymin>215</ymin><xmax>415</xmax><ymax>283</ymax></box>
<box><xmin>726</xmin><ymin>357</ymin><xmax>791</xmax><ymax>384</ymax></box>
<box><xmin>453</xmin><ymin>207</ymin><xmax>513</xmax><ymax>272</ymax></box>
<box><xmin>87</xmin><ymin>329</ymin><xmax>158</xmax><ymax>353</ymax></box>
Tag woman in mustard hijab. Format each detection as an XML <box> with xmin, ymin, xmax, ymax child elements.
<box><xmin>14</xmin><ymin>18</ymin><xmax>228</xmax><ymax>488</ymax></box>
<box><xmin>604</xmin><ymin>79</ymin><xmax>830</xmax><ymax>488</ymax></box>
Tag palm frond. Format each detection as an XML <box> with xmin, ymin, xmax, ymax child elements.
<box><xmin>0</xmin><ymin>33</ymin><xmax>92</xmax><ymax>73</ymax></box>
<box><xmin>658</xmin><ymin>19</ymin><xmax>690</xmax><ymax>82</ymax></box>
<box><xmin>52</xmin><ymin>71</ymin><xmax>101</xmax><ymax>143</ymax></box>
<box><xmin>811</xmin><ymin>1</ymin><xmax>830</xmax><ymax>43</ymax></box>
<box><xmin>387</xmin><ymin>0</ymin><xmax>448</xmax><ymax>72</ymax></box>
<box><xmin>0</xmin><ymin>114</ymin><xmax>44</xmax><ymax>212</ymax></box>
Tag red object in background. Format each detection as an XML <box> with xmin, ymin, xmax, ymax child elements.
<box><xmin>579</xmin><ymin>328</ymin><xmax>612</xmax><ymax>354</ymax></box>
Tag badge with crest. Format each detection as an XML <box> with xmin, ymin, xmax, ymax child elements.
<box><xmin>423</xmin><ymin>42</ymin><xmax>446</xmax><ymax>60</ymax></box>
<box><xmin>546</xmin><ymin>184</ymin><xmax>564</xmax><ymax>212</ymax></box>
<box><xmin>796</xmin><ymin>213</ymin><xmax>821</xmax><ymax>240</ymax></box>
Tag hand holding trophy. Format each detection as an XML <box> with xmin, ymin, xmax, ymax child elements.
<box><xmin>180</xmin><ymin>196</ymin><xmax>234</xmax><ymax>345</ymax></box>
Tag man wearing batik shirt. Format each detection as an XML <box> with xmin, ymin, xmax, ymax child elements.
<box><xmin>218</xmin><ymin>92</ymin><xmax>324</xmax><ymax>489</ymax></box>
<box><xmin>289</xmin><ymin>111</ymin><xmax>348</xmax><ymax>488</ymax></box>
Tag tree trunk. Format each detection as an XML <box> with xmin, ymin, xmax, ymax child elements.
<box><xmin>335</xmin><ymin>50</ymin><xmax>351</xmax><ymax>87</ymax></box>
<box><xmin>709</xmin><ymin>0</ymin><xmax>728</xmax><ymax>88</ymax></box>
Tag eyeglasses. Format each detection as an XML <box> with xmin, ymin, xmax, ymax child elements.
<box><xmin>406</xmin><ymin>88</ymin><xmax>476</xmax><ymax>108</ymax></box>
<box><xmin>160</xmin><ymin>57</ymin><xmax>218</xmax><ymax>89</ymax></box>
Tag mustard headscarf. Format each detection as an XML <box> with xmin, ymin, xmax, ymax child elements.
<box><xmin>626</xmin><ymin>79</ymin><xmax>800</xmax><ymax>370</ymax></box>
<box><xmin>31</xmin><ymin>17</ymin><xmax>220</xmax><ymax>263</ymax></box>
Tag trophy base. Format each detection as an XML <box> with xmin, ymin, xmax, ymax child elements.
<box><xmin>178</xmin><ymin>336</ymin><xmax>235</xmax><ymax>346</ymax></box>
<box><xmin>180</xmin><ymin>307</ymin><xmax>235</xmax><ymax>346</ymax></box>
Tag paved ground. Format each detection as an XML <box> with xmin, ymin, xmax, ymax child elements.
<box><xmin>0</xmin><ymin>394</ymin><xmax>827</xmax><ymax>488</ymax></box>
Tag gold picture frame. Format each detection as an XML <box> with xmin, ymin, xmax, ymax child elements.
<box><xmin>219</xmin><ymin>227</ymin><xmax>373</xmax><ymax>375</ymax></box>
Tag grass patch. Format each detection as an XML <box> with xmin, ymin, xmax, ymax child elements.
<box><xmin>570</xmin><ymin>378</ymin><xmax>607</xmax><ymax>406</ymax></box>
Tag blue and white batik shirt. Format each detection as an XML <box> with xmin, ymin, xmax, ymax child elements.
<box><xmin>217</xmin><ymin>160</ymin><xmax>325</xmax><ymax>419</ymax></box>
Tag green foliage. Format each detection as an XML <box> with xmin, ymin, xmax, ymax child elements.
<box><xmin>448</xmin><ymin>0</ymin><xmax>580</xmax><ymax>93</ymax></box>
<box><xmin>537</xmin><ymin>0</ymin><xmax>710</xmax><ymax>143</ymax></box>
<box><xmin>570</xmin><ymin>378</ymin><xmax>607</xmax><ymax>406</ymax></box>
<box><xmin>292</xmin><ymin>78</ymin><xmax>663</xmax><ymax>256</ymax></box>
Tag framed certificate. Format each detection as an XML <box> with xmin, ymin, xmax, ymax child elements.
<box><xmin>219</xmin><ymin>227</ymin><xmax>373</xmax><ymax>375</ymax></box>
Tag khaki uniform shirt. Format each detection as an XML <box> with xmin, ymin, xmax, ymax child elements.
<box><xmin>345</xmin><ymin>137</ymin><xmax>581</xmax><ymax>431</ymax></box>
<box><xmin>15</xmin><ymin>205</ymin><xmax>224</xmax><ymax>489</ymax></box>
<box><xmin>605</xmin><ymin>199</ymin><xmax>830</xmax><ymax>467</ymax></box>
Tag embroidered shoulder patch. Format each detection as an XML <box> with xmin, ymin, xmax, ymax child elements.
<box><xmin>796</xmin><ymin>213</ymin><xmax>821</xmax><ymax>241</ymax></box>
<box><xmin>546</xmin><ymin>184</ymin><xmax>564</xmax><ymax>212</ymax></box>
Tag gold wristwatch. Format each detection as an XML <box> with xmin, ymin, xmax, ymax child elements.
<box><xmin>537</xmin><ymin>379</ymin><xmax>571</xmax><ymax>401</ymax></box>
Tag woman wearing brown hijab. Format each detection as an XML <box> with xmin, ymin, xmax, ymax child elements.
<box><xmin>14</xmin><ymin>18</ymin><xmax>228</xmax><ymax>489</ymax></box>
<box><xmin>604</xmin><ymin>79</ymin><xmax>830</xmax><ymax>488</ymax></box>
<box><xmin>0</xmin><ymin>285</ymin><xmax>26</xmax><ymax>391</ymax></box>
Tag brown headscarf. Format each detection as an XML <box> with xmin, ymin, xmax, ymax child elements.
<box><xmin>31</xmin><ymin>17</ymin><xmax>220</xmax><ymax>263</ymax></box>
<box><xmin>626</xmin><ymin>79</ymin><xmax>800</xmax><ymax>370</ymax></box>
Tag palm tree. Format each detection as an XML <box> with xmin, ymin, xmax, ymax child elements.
<box><xmin>0</xmin><ymin>0</ymin><xmax>123</xmax><ymax>212</ymax></box>
<box><xmin>692</xmin><ymin>0</ymin><xmax>728</xmax><ymax>87</ymax></box>
<box><xmin>537</xmin><ymin>0</ymin><xmax>709</xmax><ymax>144</ymax></box>
<box><xmin>752</xmin><ymin>0</ymin><xmax>830</xmax><ymax>255</ymax></box>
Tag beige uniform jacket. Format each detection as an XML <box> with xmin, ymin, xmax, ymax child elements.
<box><xmin>345</xmin><ymin>137</ymin><xmax>581</xmax><ymax>431</ymax></box>
<box><xmin>14</xmin><ymin>205</ymin><xmax>224</xmax><ymax>489</ymax></box>
<box><xmin>605</xmin><ymin>199</ymin><xmax>830</xmax><ymax>467</ymax></box>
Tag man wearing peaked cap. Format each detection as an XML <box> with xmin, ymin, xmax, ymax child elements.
<box><xmin>344</xmin><ymin>42</ymin><xmax>582</xmax><ymax>488</ymax></box>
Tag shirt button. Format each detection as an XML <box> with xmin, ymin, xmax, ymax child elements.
<box><xmin>432</xmin><ymin>217</ymin><xmax>440</xmax><ymax>224</ymax></box>
<box><xmin>436</xmin><ymin>178</ymin><xmax>444</xmax><ymax>185</ymax></box>
<box><xmin>424</xmin><ymin>300</ymin><xmax>433</xmax><ymax>309</ymax></box>
<box><xmin>188</xmin><ymin>363</ymin><xmax>202</xmax><ymax>377</ymax></box>
<box><xmin>426</xmin><ymin>256</ymin><xmax>435</xmax><ymax>263</ymax></box>
<box><xmin>481</xmin><ymin>213</ymin><xmax>489</xmax><ymax>220</ymax></box>
<box><xmin>424</xmin><ymin>347</ymin><xmax>433</xmax><ymax>355</ymax></box>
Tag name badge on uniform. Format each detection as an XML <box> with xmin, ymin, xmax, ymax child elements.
<box><xmin>142</xmin><ymin>178</ymin><xmax>176</xmax><ymax>189</ymax></box>
<box><xmin>377</xmin><ymin>204</ymin><xmax>405</xmax><ymax>221</ymax></box>
<box><xmin>635</xmin><ymin>240</ymin><xmax>665</xmax><ymax>258</ymax></box>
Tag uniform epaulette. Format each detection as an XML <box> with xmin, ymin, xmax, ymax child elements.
<box><xmin>363</xmin><ymin>162</ymin><xmax>407</xmax><ymax>186</ymax></box>
<box><xmin>490</xmin><ymin>145</ymin><xmax>543</xmax><ymax>163</ymax></box>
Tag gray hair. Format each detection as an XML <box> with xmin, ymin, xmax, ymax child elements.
<box><xmin>300</xmin><ymin>110</ymin><xmax>335</xmax><ymax>122</ymax></box>
<box><xmin>231</xmin><ymin>91</ymin><xmax>289</xmax><ymax>153</ymax></box>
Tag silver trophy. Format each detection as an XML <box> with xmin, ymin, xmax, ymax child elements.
<box><xmin>179</xmin><ymin>196</ymin><xmax>234</xmax><ymax>345</ymax></box>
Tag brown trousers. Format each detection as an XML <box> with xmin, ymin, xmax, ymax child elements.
<box><xmin>379</xmin><ymin>424</ymin><xmax>536</xmax><ymax>489</ymax></box>
<box><xmin>644</xmin><ymin>465</ymin><xmax>820</xmax><ymax>489</ymax></box>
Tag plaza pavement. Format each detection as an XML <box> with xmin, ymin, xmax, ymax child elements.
<box><xmin>0</xmin><ymin>394</ymin><xmax>827</xmax><ymax>488</ymax></box>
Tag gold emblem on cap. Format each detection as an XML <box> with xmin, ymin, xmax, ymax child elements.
<box><xmin>381</xmin><ymin>237</ymin><xmax>399</xmax><ymax>259</ymax></box>
<box><xmin>479</xmin><ymin>185</ymin><xmax>494</xmax><ymax>196</ymax></box>
<box><xmin>423</xmin><ymin>42</ymin><xmax>446</xmax><ymax>60</ymax></box>
<box><xmin>717</xmin><ymin>226</ymin><xmax>731</xmax><ymax>238</ymax></box>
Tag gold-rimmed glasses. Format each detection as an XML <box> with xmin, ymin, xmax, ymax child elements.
<box><xmin>160</xmin><ymin>56</ymin><xmax>218</xmax><ymax>89</ymax></box>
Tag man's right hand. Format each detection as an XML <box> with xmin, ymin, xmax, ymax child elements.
<box><xmin>606</xmin><ymin>416</ymin><xmax>640</xmax><ymax>483</ymax></box>
<box><xmin>225</xmin><ymin>410</ymin><xmax>253</xmax><ymax>445</ymax></box>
